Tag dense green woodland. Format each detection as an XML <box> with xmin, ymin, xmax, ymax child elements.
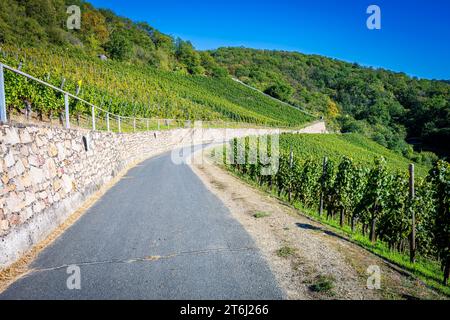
<box><xmin>210</xmin><ymin>48</ymin><xmax>450</xmax><ymax>159</ymax></box>
<box><xmin>0</xmin><ymin>0</ymin><xmax>227</xmax><ymax>77</ymax></box>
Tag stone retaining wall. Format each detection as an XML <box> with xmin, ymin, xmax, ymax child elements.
<box><xmin>0</xmin><ymin>124</ymin><xmax>183</xmax><ymax>267</ymax></box>
<box><xmin>0</xmin><ymin>121</ymin><xmax>326</xmax><ymax>267</ymax></box>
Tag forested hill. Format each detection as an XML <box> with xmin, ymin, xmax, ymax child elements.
<box><xmin>210</xmin><ymin>48</ymin><xmax>450</xmax><ymax>158</ymax></box>
<box><xmin>0</xmin><ymin>0</ymin><xmax>448</xmax><ymax>159</ymax></box>
<box><xmin>0</xmin><ymin>0</ymin><xmax>227</xmax><ymax>77</ymax></box>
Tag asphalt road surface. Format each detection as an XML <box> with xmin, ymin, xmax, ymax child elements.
<box><xmin>0</xmin><ymin>145</ymin><xmax>284</xmax><ymax>300</ymax></box>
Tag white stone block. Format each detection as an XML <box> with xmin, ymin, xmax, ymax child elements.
<box><xmin>14</xmin><ymin>159</ymin><xmax>25</xmax><ymax>176</ymax></box>
<box><xmin>4</xmin><ymin>152</ymin><xmax>15</xmax><ymax>168</ymax></box>
<box><xmin>6</xmin><ymin>193</ymin><xmax>25</xmax><ymax>213</ymax></box>
<box><xmin>4</xmin><ymin>128</ymin><xmax>20</xmax><ymax>145</ymax></box>
<box><xmin>19</xmin><ymin>130</ymin><xmax>32</xmax><ymax>144</ymax></box>
<box><xmin>61</xmin><ymin>174</ymin><xmax>73</xmax><ymax>194</ymax></box>
<box><xmin>24</xmin><ymin>192</ymin><xmax>36</xmax><ymax>206</ymax></box>
<box><xmin>29</xmin><ymin>166</ymin><xmax>45</xmax><ymax>184</ymax></box>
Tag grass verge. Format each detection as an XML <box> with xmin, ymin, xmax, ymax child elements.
<box><xmin>276</xmin><ymin>246</ymin><xmax>296</xmax><ymax>258</ymax></box>
<box><xmin>309</xmin><ymin>275</ymin><xmax>336</xmax><ymax>295</ymax></box>
<box><xmin>253</xmin><ymin>211</ymin><xmax>271</xmax><ymax>219</ymax></box>
<box><xmin>222</xmin><ymin>164</ymin><xmax>450</xmax><ymax>298</ymax></box>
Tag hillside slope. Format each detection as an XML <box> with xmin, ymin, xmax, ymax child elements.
<box><xmin>210</xmin><ymin>47</ymin><xmax>450</xmax><ymax>158</ymax></box>
<box><xmin>0</xmin><ymin>46</ymin><xmax>313</xmax><ymax>127</ymax></box>
<box><xmin>0</xmin><ymin>0</ymin><xmax>313</xmax><ymax>127</ymax></box>
<box><xmin>0</xmin><ymin>0</ymin><xmax>447</xmax><ymax>156</ymax></box>
<box><xmin>0</xmin><ymin>0</ymin><xmax>225</xmax><ymax>77</ymax></box>
<box><xmin>279</xmin><ymin>133</ymin><xmax>430</xmax><ymax>176</ymax></box>
<box><xmin>224</xmin><ymin>133</ymin><xmax>450</xmax><ymax>295</ymax></box>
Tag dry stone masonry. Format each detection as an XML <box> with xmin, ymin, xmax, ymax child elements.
<box><xmin>0</xmin><ymin>124</ymin><xmax>186</xmax><ymax>267</ymax></box>
<box><xmin>0</xmin><ymin>121</ymin><xmax>326</xmax><ymax>268</ymax></box>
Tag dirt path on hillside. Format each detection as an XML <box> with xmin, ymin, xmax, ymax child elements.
<box><xmin>189</xmin><ymin>149</ymin><xmax>444</xmax><ymax>300</ymax></box>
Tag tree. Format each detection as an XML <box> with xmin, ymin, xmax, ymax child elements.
<box><xmin>151</xmin><ymin>30</ymin><xmax>175</xmax><ymax>52</ymax></box>
<box><xmin>337</xmin><ymin>115</ymin><xmax>368</xmax><ymax>134</ymax></box>
<box><xmin>81</xmin><ymin>8</ymin><xmax>109</xmax><ymax>49</ymax></box>
<box><xmin>104</xmin><ymin>32</ymin><xmax>132</xmax><ymax>61</ymax></box>
<box><xmin>264</xmin><ymin>83</ymin><xmax>294</xmax><ymax>102</ymax></box>
<box><xmin>326</xmin><ymin>99</ymin><xmax>340</xmax><ymax>119</ymax></box>
<box><xmin>23</xmin><ymin>0</ymin><xmax>64</xmax><ymax>28</ymax></box>
<box><xmin>199</xmin><ymin>52</ymin><xmax>228</xmax><ymax>78</ymax></box>
<box><xmin>175</xmin><ymin>38</ymin><xmax>203</xmax><ymax>75</ymax></box>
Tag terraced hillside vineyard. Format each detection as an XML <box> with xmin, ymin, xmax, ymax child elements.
<box><xmin>278</xmin><ymin>134</ymin><xmax>435</xmax><ymax>176</ymax></box>
<box><xmin>222</xmin><ymin>133</ymin><xmax>450</xmax><ymax>294</ymax></box>
<box><xmin>210</xmin><ymin>47</ymin><xmax>450</xmax><ymax>158</ymax></box>
<box><xmin>0</xmin><ymin>46</ymin><xmax>313</xmax><ymax>127</ymax></box>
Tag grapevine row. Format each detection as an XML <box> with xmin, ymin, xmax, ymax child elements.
<box><xmin>0</xmin><ymin>46</ymin><xmax>313</xmax><ymax>127</ymax></box>
<box><xmin>224</xmin><ymin>135</ymin><xmax>450</xmax><ymax>286</ymax></box>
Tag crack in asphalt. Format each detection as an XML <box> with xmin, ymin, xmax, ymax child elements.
<box><xmin>30</xmin><ymin>246</ymin><xmax>259</xmax><ymax>273</ymax></box>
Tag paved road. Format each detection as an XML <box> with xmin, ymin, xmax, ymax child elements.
<box><xmin>0</xmin><ymin>145</ymin><xmax>284</xmax><ymax>300</ymax></box>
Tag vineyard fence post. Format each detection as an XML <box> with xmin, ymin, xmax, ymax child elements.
<box><xmin>409</xmin><ymin>163</ymin><xmax>416</xmax><ymax>264</ymax></box>
<box><xmin>157</xmin><ymin>119</ymin><xmax>160</xmax><ymax>131</ymax></box>
<box><xmin>146</xmin><ymin>119</ymin><xmax>149</xmax><ymax>131</ymax></box>
<box><xmin>64</xmin><ymin>93</ymin><xmax>70</xmax><ymax>129</ymax></box>
<box><xmin>118</xmin><ymin>116</ymin><xmax>121</xmax><ymax>133</ymax></box>
<box><xmin>288</xmin><ymin>145</ymin><xmax>293</xmax><ymax>202</ymax></box>
<box><xmin>0</xmin><ymin>64</ymin><xmax>7</xmax><ymax>123</ymax></box>
<box><xmin>106</xmin><ymin>113</ymin><xmax>110</xmax><ymax>132</ymax></box>
<box><xmin>319</xmin><ymin>156</ymin><xmax>328</xmax><ymax>216</ymax></box>
<box><xmin>91</xmin><ymin>106</ymin><xmax>96</xmax><ymax>131</ymax></box>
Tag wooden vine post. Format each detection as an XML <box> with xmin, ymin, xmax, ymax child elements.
<box><xmin>288</xmin><ymin>145</ymin><xmax>293</xmax><ymax>202</ymax></box>
<box><xmin>319</xmin><ymin>156</ymin><xmax>328</xmax><ymax>217</ymax></box>
<box><xmin>409</xmin><ymin>163</ymin><xmax>416</xmax><ymax>264</ymax></box>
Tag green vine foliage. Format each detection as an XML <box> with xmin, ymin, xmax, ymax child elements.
<box><xmin>0</xmin><ymin>46</ymin><xmax>313</xmax><ymax>126</ymax></box>
<box><xmin>428</xmin><ymin>160</ymin><xmax>450</xmax><ymax>284</ymax></box>
<box><xmin>226</xmin><ymin>135</ymin><xmax>450</xmax><ymax>284</ymax></box>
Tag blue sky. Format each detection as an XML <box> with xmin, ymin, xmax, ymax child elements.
<box><xmin>89</xmin><ymin>0</ymin><xmax>450</xmax><ymax>79</ymax></box>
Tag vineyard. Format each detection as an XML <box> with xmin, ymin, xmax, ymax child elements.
<box><xmin>220</xmin><ymin>133</ymin><xmax>450</xmax><ymax>295</ymax></box>
<box><xmin>0</xmin><ymin>45</ymin><xmax>314</xmax><ymax>128</ymax></box>
<box><xmin>278</xmin><ymin>134</ymin><xmax>433</xmax><ymax>176</ymax></box>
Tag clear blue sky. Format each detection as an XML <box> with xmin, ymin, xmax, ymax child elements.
<box><xmin>89</xmin><ymin>0</ymin><xmax>450</xmax><ymax>80</ymax></box>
